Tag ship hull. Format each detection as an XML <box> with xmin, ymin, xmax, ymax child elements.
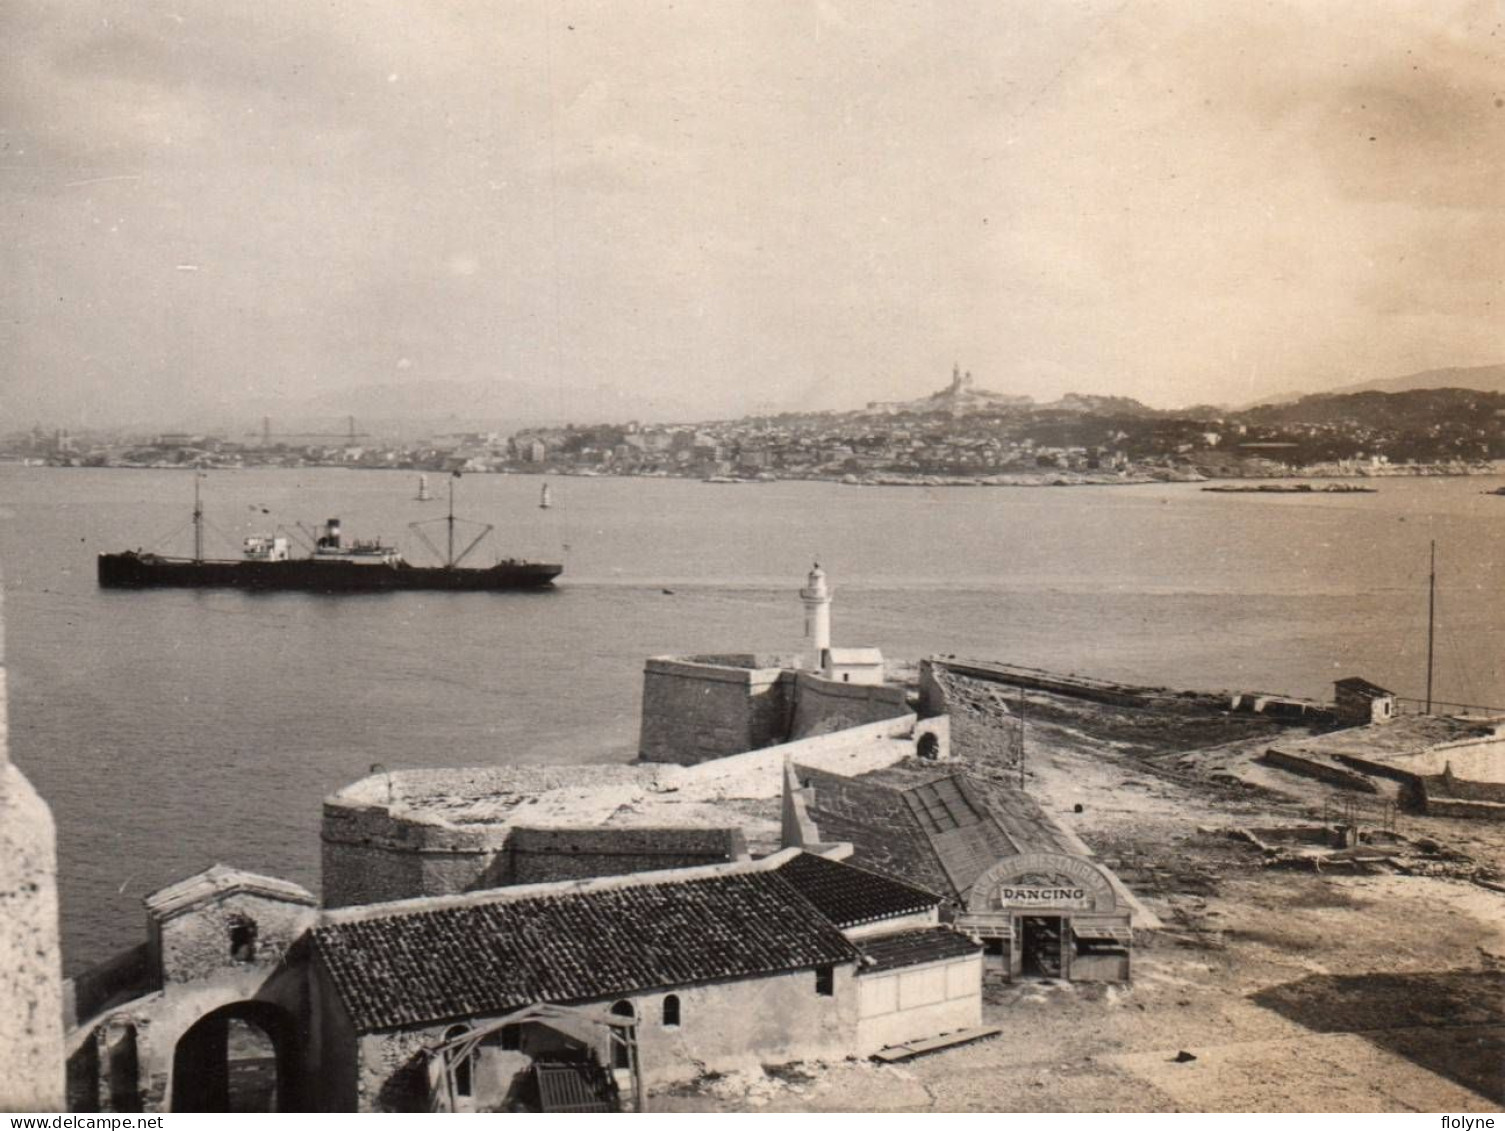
<box><xmin>97</xmin><ymin>553</ymin><xmax>562</xmax><ymax>592</ymax></box>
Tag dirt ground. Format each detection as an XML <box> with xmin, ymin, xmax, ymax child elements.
<box><xmin>655</xmin><ymin>680</ymin><xmax>1505</xmax><ymax>1113</ymax></box>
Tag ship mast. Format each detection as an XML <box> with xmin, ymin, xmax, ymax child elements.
<box><xmin>447</xmin><ymin>474</ymin><xmax>456</xmax><ymax>568</ymax></box>
<box><xmin>193</xmin><ymin>474</ymin><xmax>204</xmax><ymax>564</ymax></box>
<box><xmin>407</xmin><ymin>473</ymin><xmax>493</xmax><ymax>568</ymax></box>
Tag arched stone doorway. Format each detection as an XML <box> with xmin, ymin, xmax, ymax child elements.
<box><xmin>170</xmin><ymin>1002</ymin><xmax>300</xmax><ymax>1112</ymax></box>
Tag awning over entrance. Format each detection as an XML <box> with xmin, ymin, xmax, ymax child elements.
<box><xmin>1070</xmin><ymin>924</ymin><xmax>1132</xmax><ymax>946</ymax></box>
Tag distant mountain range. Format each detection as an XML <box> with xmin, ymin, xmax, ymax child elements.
<box><xmin>1329</xmin><ymin>362</ymin><xmax>1505</xmax><ymax>398</ymax></box>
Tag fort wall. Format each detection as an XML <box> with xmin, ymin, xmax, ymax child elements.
<box><xmin>505</xmin><ymin>827</ymin><xmax>748</xmax><ymax>886</ymax></box>
<box><xmin>788</xmin><ymin>673</ymin><xmax>910</xmax><ymax>740</ymax></box>
<box><xmin>638</xmin><ymin>656</ymin><xmax>798</xmax><ymax>764</ymax></box>
<box><xmin>321</xmin><ymin>801</ymin><xmax>508</xmax><ymax>910</ymax></box>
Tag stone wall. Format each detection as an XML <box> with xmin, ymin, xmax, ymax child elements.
<box><xmin>638</xmin><ymin>657</ymin><xmax>797</xmax><ymax>765</ymax></box>
<box><xmin>1416</xmin><ymin>769</ymin><xmax>1505</xmax><ymax>820</ymax></box>
<box><xmin>1260</xmin><ymin>749</ymin><xmax>1379</xmax><ymax>793</ymax></box>
<box><xmin>64</xmin><ymin>944</ymin><xmax>155</xmax><ymax>1031</ymax></box>
<box><xmin>0</xmin><ymin>596</ymin><xmax>65</xmax><ymax>1112</ymax></box>
<box><xmin>788</xmin><ymin>673</ymin><xmax>910</xmax><ymax>740</ymax></box>
<box><xmin>506</xmin><ymin>827</ymin><xmax>748</xmax><ymax>885</ymax></box>
<box><xmin>353</xmin><ymin>963</ymin><xmax>861</xmax><ymax>1110</ymax></box>
<box><xmin>153</xmin><ymin>892</ymin><xmax>317</xmax><ymax>986</ymax></box>
<box><xmin>321</xmin><ymin>799</ymin><xmax>512</xmax><ymax>910</ymax></box>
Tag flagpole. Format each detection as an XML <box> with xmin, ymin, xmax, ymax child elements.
<box><xmin>1425</xmin><ymin>540</ymin><xmax>1436</xmax><ymax>715</ymax></box>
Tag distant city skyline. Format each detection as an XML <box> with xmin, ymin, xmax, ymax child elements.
<box><xmin>6</xmin><ymin>1</ymin><xmax>1505</xmax><ymax>428</ymax></box>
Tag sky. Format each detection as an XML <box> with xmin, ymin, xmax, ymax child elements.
<box><xmin>4</xmin><ymin>0</ymin><xmax>1505</xmax><ymax>429</ymax></box>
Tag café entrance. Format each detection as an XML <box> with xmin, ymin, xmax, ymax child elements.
<box><xmin>956</xmin><ymin>852</ymin><xmax>1132</xmax><ymax>984</ymax></box>
<box><xmin>1019</xmin><ymin>916</ymin><xmax>1065</xmax><ymax>979</ymax></box>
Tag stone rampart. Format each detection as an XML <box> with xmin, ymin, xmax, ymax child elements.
<box><xmin>321</xmin><ymin>799</ymin><xmax>514</xmax><ymax>910</ymax></box>
<box><xmin>638</xmin><ymin>656</ymin><xmax>797</xmax><ymax>764</ymax></box>
<box><xmin>63</xmin><ymin>944</ymin><xmax>156</xmax><ymax>1031</ymax></box>
<box><xmin>1261</xmin><ymin>749</ymin><xmax>1379</xmax><ymax>793</ymax></box>
<box><xmin>505</xmin><ymin>826</ymin><xmax>748</xmax><ymax>885</ymax></box>
<box><xmin>789</xmin><ymin>673</ymin><xmax>910</xmax><ymax>740</ymax></box>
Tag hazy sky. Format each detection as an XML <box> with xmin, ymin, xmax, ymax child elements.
<box><xmin>5</xmin><ymin>0</ymin><xmax>1505</xmax><ymax>427</ymax></box>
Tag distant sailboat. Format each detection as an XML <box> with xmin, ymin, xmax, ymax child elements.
<box><xmin>416</xmin><ymin>475</ymin><xmax>432</xmax><ymax>502</ymax></box>
<box><xmin>539</xmin><ymin>483</ymin><xmax>552</xmax><ymax>510</ymax></box>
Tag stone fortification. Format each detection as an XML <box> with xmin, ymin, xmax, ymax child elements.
<box><xmin>638</xmin><ymin>655</ymin><xmax>801</xmax><ymax>764</ymax></box>
<box><xmin>323</xmin><ymin>715</ymin><xmax>920</xmax><ymax>908</ymax></box>
<box><xmin>789</xmin><ymin>672</ymin><xmax>910</xmax><ymax>739</ymax></box>
<box><xmin>639</xmin><ymin>654</ymin><xmax>911</xmax><ymax>765</ymax></box>
<box><xmin>0</xmin><ymin>594</ymin><xmax>65</xmax><ymax>1112</ymax></box>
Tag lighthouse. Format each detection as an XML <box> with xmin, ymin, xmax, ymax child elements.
<box><xmin>800</xmin><ymin>563</ymin><xmax>833</xmax><ymax>676</ymax></box>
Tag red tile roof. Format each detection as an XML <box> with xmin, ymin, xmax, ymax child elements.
<box><xmin>313</xmin><ymin>872</ymin><xmax>860</xmax><ymax>1033</ymax></box>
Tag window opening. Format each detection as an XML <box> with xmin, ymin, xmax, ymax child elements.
<box><xmin>228</xmin><ymin>918</ymin><xmax>258</xmax><ymax>964</ymax></box>
<box><xmin>815</xmin><ymin>966</ymin><xmax>835</xmax><ymax>996</ymax></box>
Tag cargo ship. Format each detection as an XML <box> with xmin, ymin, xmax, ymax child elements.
<box><xmin>97</xmin><ymin>477</ymin><xmax>562</xmax><ymax>592</ymax></box>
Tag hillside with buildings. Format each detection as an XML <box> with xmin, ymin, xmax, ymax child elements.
<box><xmin>11</xmin><ymin>372</ymin><xmax>1503</xmax><ymax>485</ymax></box>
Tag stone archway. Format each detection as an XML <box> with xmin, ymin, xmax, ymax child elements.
<box><xmin>169</xmin><ymin>1001</ymin><xmax>300</xmax><ymax>1112</ymax></box>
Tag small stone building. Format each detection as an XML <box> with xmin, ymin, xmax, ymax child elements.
<box><xmin>826</xmin><ymin>648</ymin><xmax>886</xmax><ymax>686</ymax></box>
<box><xmin>67</xmin><ymin>851</ymin><xmax>982</xmax><ymax>1113</ymax></box>
<box><xmin>309</xmin><ymin>851</ymin><xmax>981</xmax><ymax>1111</ymax></box>
<box><xmin>1334</xmin><ymin>677</ymin><xmax>1398</xmax><ymax>726</ymax></box>
<box><xmin>65</xmin><ymin>866</ymin><xmax>319</xmax><ymax>1113</ymax></box>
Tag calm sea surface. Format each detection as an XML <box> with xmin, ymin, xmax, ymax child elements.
<box><xmin>1</xmin><ymin>466</ymin><xmax>1502</xmax><ymax>972</ymax></box>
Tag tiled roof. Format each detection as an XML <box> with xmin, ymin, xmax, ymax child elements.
<box><xmin>857</xmin><ymin>928</ymin><xmax>981</xmax><ymax>974</ymax></box>
<box><xmin>145</xmin><ymin>864</ymin><xmax>317</xmax><ymax>920</ymax></box>
<box><xmin>313</xmin><ymin>872</ymin><xmax>860</xmax><ymax>1033</ymax></box>
<box><xmin>1335</xmin><ymin>677</ymin><xmax>1393</xmax><ymax>697</ymax></box>
<box><xmin>794</xmin><ymin>767</ymin><xmax>955</xmax><ymax>899</ymax></box>
<box><xmin>796</xmin><ymin>766</ymin><xmax>1081</xmax><ymax>903</ymax></box>
<box><xmin>775</xmin><ymin>852</ymin><xmax>942</xmax><ymax>928</ymax></box>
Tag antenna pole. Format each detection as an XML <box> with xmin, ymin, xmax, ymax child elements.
<box><xmin>193</xmin><ymin>474</ymin><xmax>204</xmax><ymax>563</ymax></box>
<box><xmin>1017</xmin><ymin>686</ymin><xmax>1026</xmax><ymax>790</ymax></box>
<box><xmin>1425</xmin><ymin>540</ymin><xmax>1436</xmax><ymax>714</ymax></box>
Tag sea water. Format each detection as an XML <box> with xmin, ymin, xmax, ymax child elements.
<box><xmin>1</xmin><ymin>465</ymin><xmax>1501</xmax><ymax>971</ymax></box>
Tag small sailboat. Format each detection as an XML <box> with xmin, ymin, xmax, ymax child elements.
<box><xmin>539</xmin><ymin>483</ymin><xmax>552</xmax><ymax>510</ymax></box>
<box><xmin>416</xmin><ymin>475</ymin><xmax>433</xmax><ymax>502</ymax></box>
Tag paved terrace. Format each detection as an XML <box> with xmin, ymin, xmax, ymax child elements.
<box><xmin>327</xmin><ymin>714</ymin><xmax>923</xmax><ymax>839</ymax></box>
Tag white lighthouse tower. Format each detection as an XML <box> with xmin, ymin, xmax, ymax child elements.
<box><xmin>800</xmin><ymin>562</ymin><xmax>833</xmax><ymax>676</ymax></box>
